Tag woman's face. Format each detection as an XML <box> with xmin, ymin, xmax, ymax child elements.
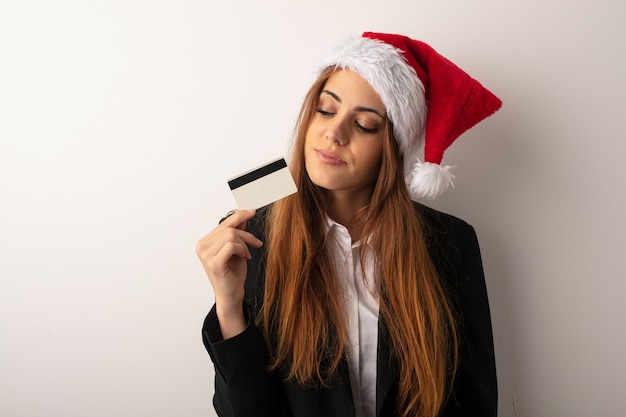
<box><xmin>304</xmin><ymin>69</ymin><xmax>386</xmax><ymax>200</ymax></box>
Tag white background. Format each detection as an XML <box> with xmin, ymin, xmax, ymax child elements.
<box><xmin>1</xmin><ymin>1</ymin><xmax>625</xmax><ymax>416</ymax></box>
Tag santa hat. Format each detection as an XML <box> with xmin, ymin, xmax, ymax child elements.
<box><xmin>318</xmin><ymin>32</ymin><xmax>502</xmax><ymax>200</ymax></box>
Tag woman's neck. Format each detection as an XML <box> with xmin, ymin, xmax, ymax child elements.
<box><xmin>327</xmin><ymin>189</ymin><xmax>372</xmax><ymax>242</ymax></box>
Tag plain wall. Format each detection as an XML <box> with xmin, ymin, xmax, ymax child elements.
<box><xmin>1</xmin><ymin>1</ymin><xmax>625</xmax><ymax>416</ymax></box>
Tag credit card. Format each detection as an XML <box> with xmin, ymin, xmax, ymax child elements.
<box><xmin>227</xmin><ymin>157</ymin><xmax>298</xmax><ymax>209</ymax></box>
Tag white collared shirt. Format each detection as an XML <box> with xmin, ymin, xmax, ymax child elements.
<box><xmin>326</xmin><ymin>218</ymin><xmax>380</xmax><ymax>417</ymax></box>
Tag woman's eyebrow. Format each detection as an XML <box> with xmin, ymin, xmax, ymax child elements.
<box><xmin>322</xmin><ymin>89</ymin><xmax>342</xmax><ymax>103</ymax></box>
<box><xmin>354</xmin><ymin>106</ymin><xmax>386</xmax><ymax>120</ymax></box>
<box><xmin>321</xmin><ymin>89</ymin><xmax>386</xmax><ymax>120</ymax></box>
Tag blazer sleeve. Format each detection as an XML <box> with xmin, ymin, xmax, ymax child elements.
<box><xmin>202</xmin><ymin>207</ymin><xmax>291</xmax><ymax>416</ymax></box>
<box><xmin>202</xmin><ymin>303</ymin><xmax>290</xmax><ymax>417</ymax></box>
<box><xmin>441</xmin><ymin>223</ymin><xmax>498</xmax><ymax>417</ymax></box>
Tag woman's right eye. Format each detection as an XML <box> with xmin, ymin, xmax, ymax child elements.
<box><xmin>316</xmin><ymin>108</ymin><xmax>334</xmax><ymax>117</ymax></box>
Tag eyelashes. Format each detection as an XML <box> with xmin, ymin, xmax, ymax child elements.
<box><xmin>315</xmin><ymin>108</ymin><xmax>379</xmax><ymax>134</ymax></box>
<box><xmin>357</xmin><ymin>124</ymin><xmax>378</xmax><ymax>134</ymax></box>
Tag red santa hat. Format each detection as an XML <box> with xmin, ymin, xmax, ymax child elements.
<box><xmin>318</xmin><ymin>32</ymin><xmax>502</xmax><ymax>200</ymax></box>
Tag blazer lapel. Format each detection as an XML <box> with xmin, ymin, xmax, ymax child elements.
<box><xmin>376</xmin><ymin>319</ymin><xmax>398</xmax><ymax>416</ymax></box>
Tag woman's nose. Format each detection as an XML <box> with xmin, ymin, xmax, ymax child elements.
<box><xmin>325</xmin><ymin>118</ymin><xmax>349</xmax><ymax>145</ymax></box>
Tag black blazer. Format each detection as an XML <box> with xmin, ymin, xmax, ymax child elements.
<box><xmin>202</xmin><ymin>203</ymin><xmax>497</xmax><ymax>417</ymax></box>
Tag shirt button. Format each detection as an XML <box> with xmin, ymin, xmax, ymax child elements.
<box><xmin>346</xmin><ymin>347</ymin><xmax>354</xmax><ymax>357</ymax></box>
<box><xmin>344</xmin><ymin>291</ymin><xmax>353</xmax><ymax>300</ymax></box>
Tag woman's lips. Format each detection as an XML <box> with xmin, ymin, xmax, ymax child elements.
<box><xmin>315</xmin><ymin>149</ymin><xmax>346</xmax><ymax>166</ymax></box>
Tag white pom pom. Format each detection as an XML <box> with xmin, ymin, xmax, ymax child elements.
<box><xmin>407</xmin><ymin>161</ymin><xmax>455</xmax><ymax>200</ymax></box>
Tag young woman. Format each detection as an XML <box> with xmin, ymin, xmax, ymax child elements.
<box><xmin>197</xmin><ymin>32</ymin><xmax>501</xmax><ymax>417</ymax></box>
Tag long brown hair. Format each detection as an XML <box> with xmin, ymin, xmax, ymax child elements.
<box><xmin>260</xmin><ymin>67</ymin><xmax>458</xmax><ymax>417</ymax></box>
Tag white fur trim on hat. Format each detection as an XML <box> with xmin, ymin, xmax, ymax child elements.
<box><xmin>407</xmin><ymin>161</ymin><xmax>455</xmax><ymax>200</ymax></box>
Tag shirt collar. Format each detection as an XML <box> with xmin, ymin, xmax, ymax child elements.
<box><xmin>325</xmin><ymin>216</ymin><xmax>368</xmax><ymax>248</ymax></box>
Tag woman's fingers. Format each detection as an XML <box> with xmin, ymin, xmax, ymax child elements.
<box><xmin>195</xmin><ymin>209</ymin><xmax>262</xmax><ymax>339</ymax></box>
<box><xmin>221</xmin><ymin>209</ymin><xmax>256</xmax><ymax>231</ymax></box>
<box><xmin>195</xmin><ymin>209</ymin><xmax>263</xmax><ymax>281</ymax></box>
<box><xmin>211</xmin><ymin>241</ymin><xmax>251</xmax><ymax>271</ymax></box>
<box><xmin>197</xmin><ymin>225</ymin><xmax>262</xmax><ymax>262</ymax></box>
<box><xmin>215</xmin><ymin>209</ymin><xmax>263</xmax><ymax>249</ymax></box>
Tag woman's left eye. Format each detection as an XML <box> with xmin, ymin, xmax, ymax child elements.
<box><xmin>356</xmin><ymin>122</ymin><xmax>378</xmax><ymax>134</ymax></box>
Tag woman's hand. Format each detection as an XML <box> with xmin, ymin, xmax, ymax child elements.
<box><xmin>196</xmin><ymin>209</ymin><xmax>263</xmax><ymax>338</ymax></box>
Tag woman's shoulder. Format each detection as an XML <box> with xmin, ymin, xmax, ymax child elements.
<box><xmin>250</xmin><ymin>202</ymin><xmax>476</xmax><ymax>238</ymax></box>
<box><xmin>412</xmin><ymin>201</ymin><xmax>475</xmax><ymax>237</ymax></box>
<box><xmin>412</xmin><ymin>202</ymin><xmax>481</xmax><ymax>272</ymax></box>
